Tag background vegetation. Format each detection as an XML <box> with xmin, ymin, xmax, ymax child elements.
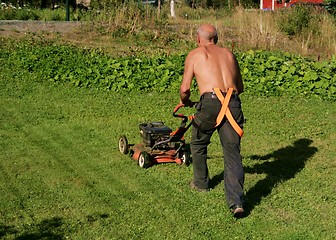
<box><xmin>1</xmin><ymin>1</ymin><xmax>336</xmax><ymax>59</ymax></box>
<box><xmin>1</xmin><ymin>39</ymin><xmax>335</xmax><ymax>100</ymax></box>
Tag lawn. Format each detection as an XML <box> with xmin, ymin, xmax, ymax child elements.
<box><xmin>1</xmin><ymin>66</ymin><xmax>335</xmax><ymax>239</ymax></box>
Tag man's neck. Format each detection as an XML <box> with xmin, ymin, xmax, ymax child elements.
<box><xmin>199</xmin><ymin>41</ymin><xmax>215</xmax><ymax>47</ymax></box>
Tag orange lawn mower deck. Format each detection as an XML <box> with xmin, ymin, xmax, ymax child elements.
<box><xmin>118</xmin><ymin>104</ymin><xmax>193</xmax><ymax>168</ymax></box>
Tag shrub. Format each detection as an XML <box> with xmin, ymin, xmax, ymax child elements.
<box><xmin>324</xmin><ymin>0</ymin><xmax>336</xmax><ymax>16</ymax></box>
<box><xmin>1</xmin><ymin>41</ymin><xmax>335</xmax><ymax>101</ymax></box>
<box><xmin>277</xmin><ymin>5</ymin><xmax>313</xmax><ymax>36</ymax></box>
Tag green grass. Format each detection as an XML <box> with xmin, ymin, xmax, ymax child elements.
<box><xmin>1</xmin><ymin>69</ymin><xmax>336</xmax><ymax>239</ymax></box>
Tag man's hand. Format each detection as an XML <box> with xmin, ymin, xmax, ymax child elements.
<box><xmin>181</xmin><ymin>99</ymin><xmax>196</xmax><ymax>108</ymax></box>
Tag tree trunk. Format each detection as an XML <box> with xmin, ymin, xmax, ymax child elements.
<box><xmin>157</xmin><ymin>0</ymin><xmax>161</xmax><ymax>18</ymax></box>
<box><xmin>41</xmin><ymin>0</ymin><xmax>48</xmax><ymax>8</ymax></box>
<box><xmin>170</xmin><ymin>0</ymin><xmax>176</xmax><ymax>18</ymax></box>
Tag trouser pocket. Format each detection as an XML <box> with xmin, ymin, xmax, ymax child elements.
<box><xmin>192</xmin><ymin>100</ymin><xmax>221</xmax><ymax>132</ymax></box>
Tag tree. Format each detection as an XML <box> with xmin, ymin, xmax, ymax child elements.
<box><xmin>41</xmin><ymin>0</ymin><xmax>48</xmax><ymax>8</ymax></box>
<box><xmin>170</xmin><ymin>0</ymin><xmax>175</xmax><ymax>18</ymax></box>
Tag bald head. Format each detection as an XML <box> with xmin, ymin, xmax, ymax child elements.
<box><xmin>197</xmin><ymin>24</ymin><xmax>218</xmax><ymax>44</ymax></box>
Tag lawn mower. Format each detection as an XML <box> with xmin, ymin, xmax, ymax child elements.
<box><xmin>118</xmin><ymin>103</ymin><xmax>193</xmax><ymax>168</ymax></box>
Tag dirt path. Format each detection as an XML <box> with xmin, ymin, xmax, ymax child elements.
<box><xmin>0</xmin><ymin>20</ymin><xmax>83</xmax><ymax>38</ymax></box>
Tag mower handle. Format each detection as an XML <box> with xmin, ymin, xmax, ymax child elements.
<box><xmin>173</xmin><ymin>102</ymin><xmax>197</xmax><ymax>113</ymax></box>
<box><xmin>173</xmin><ymin>102</ymin><xmax>198</xmax><ymax>122</ymax></box>
<box><xmin>173</xmin><ymin>103</ymin><xmax>185</xmax><ymax>113</ymax></box>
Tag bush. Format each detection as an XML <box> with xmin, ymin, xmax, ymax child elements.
<box><xmin>277</xmin><ymin>5</ymin><xmax>313</xmax><ymax>36</ymax></box>
<box><xmin>324</xmin><ymin>0</ymin><xmax>336</xmax><ymax>16</ymax></box>
<box><xmin>0</xmin><ymin>8</ymin><xmax>40</xmax><ymax>20</ymax></box>
<box><xmin>1</xmin><ymin>41</ymin><xmax>335</xmax><ymax>101</ymax></box>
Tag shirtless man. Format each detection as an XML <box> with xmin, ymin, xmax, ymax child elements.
<box><xmin>180</xmin><ymin>24</ymin><xmax>245</xmax><ymax>218</ymax></box>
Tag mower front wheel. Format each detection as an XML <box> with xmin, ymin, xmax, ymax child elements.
<box><xmin>138</xmin><ymin>151</ymin><xmax>152</xmax><ymax>169</ymax></box>
<box><xmin>118</xmin><ymin>135</ymin><xmax>129</xmax><ymax>154</ymax></box>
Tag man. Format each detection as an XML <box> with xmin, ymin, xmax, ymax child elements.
<box><xmin>180</xmin><ymin>24</ymin><xmax>245</xmax><ymax>218</ymax></box>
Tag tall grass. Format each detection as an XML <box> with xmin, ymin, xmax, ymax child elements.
<box><xmin>231</xmin><ymin>6</ymin><xmax>336</xmax><ymax>58</ymax></box>
<box><xmin>72</xmin><ymin>4</ymin><xmax>336</xmax><ymax>59</ymax></box>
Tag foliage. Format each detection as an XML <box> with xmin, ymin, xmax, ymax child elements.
<box><xmin>1</xmin><ymin>41</ymin><xmax>186</xmax><ymax>92</ymax></box>
<box><xmin>237</xmin><ymin>50</ymin><xmax>336</xmax><ymax>100</ymax></box>
<box><xmin>1</xmin><ymin>40</ymin><xmax>335</xmax><ymax>101</ymax></box>
<box><xmin>1</xmin><ymin>1</ymin><xmax>335</xmax><ymax>58</ymax></box>
<box><xmin>277</xmin><ymin>5</ymin><xmax>315</xmax><ymax>36</ymax></box>
<box><xmin>0</xmin><ymin>5</ymin><xmax>40</xmax><ymax>20</ymax></box>
<box><xmin>0</xmin><ymin>3</ymin><xmax>78</xmax><ymax>21</ymax></box>
<box><xmin>324</xmin><ymin>0</ymin><xmax>336</xmax><ymax>16</ymax></box>
<box><xmin>90</xmin><ymin>0</ymin><xmax>130</xmax><ymax>8</ymax></box>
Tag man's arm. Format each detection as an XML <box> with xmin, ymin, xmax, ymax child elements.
<box><xmin>180</xmin><ymin>52</ymin><xmax>195</xmax><ymax>106</ymax></box>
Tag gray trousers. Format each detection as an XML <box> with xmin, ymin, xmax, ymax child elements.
<box><xmin>190</xmin><ymin>92</ymin><xmax>245</xmax><ymax>208</ymax></box>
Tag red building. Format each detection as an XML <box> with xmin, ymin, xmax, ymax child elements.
<box><xmin>260</xmin><ymin>0</ymin><xmax>324</xmax><ymax>10</ymax></box>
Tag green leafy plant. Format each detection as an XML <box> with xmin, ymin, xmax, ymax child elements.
<box><xmin>1</xmin><ymin>40</ymin><xmax>335</xmax><ymax>101</ymax></box>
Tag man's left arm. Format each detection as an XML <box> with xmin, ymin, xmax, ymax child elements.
<box><xmin>232</xmin><ymin>53</ymin><xmax>244</xmax><ymax>94</ymax></box>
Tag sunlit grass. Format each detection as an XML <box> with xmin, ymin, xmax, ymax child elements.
<box><xmin>1</xmin><ymin>65</ymin><xmax>335</xmax><ymax>239</ymax></box>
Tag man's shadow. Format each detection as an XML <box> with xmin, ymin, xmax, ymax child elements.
<box><xmin>210</xmin><ymin>138</ymin><xmax>317</xmax><ymax>216</ymax></box>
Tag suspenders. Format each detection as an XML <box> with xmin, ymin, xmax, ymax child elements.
<box><xmin>213</xmin><ymin>88</ymin><xmax>244</xmax><ymax>137</ymax></box>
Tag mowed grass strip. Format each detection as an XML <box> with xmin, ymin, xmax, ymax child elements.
<box><xmin>1</xmin><ymin>70</ymin><xmax>335</xmax><ymax>239</ymax></box>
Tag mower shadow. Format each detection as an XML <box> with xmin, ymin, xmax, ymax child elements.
<box><xmin>209</xmin><ymin>138</ymin><xmax>318</xmax><ymax>216</ymax></box>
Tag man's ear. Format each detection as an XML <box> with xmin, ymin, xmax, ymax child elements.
<box><xmin>197</xmin><ymin>34</ymin><xmax>201</xmax><ymax>44</ymax></box>
<box><xmin>214</xmin><ymin>36</ymin><xmax>218</xmax><ymax>44</ymax></box>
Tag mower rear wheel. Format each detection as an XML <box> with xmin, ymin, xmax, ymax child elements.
<box><xmin>138</xmin><ymin>151</ymin><xmax>152</xmax><ymax>168</ymax></box>
<box><xmin>181</xmin><ymin>151</ymin><xmax>191</xmax><ymax>166</ymax></box>
<box><xmin>118</xmin><ymin>135</ymin><xmax>129</xmax><ymax>154</ymax></box>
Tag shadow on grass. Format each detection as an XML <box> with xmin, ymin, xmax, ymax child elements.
<box><xmin>209</xmin><ymin>138</ymin><xmax>317</xmax><ymax>216</ymax></box>
<box><xmin>243</xmin><ymin>138</ymin><xmax>317</xmax><ymax>216</ymax></box>
<box><xmin>0</xmin><ymin>224</ymin><xmax>18</xmax><ymax>238</ymax></box>
<box><xmin>1</xmin><ymin>213</ymin><xmax>111</xmax><ymax>239</ymax></box>
<box><xmin>15</xmin><ymin>217</ymin><xmax>65</xmax><ymax>240</ymax></box>
<box><xmin>0</xmin><ymin>217</ymin><xmax>66</xmax><ymax>240</ymax></box>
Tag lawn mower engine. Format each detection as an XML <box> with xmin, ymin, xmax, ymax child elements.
<box><xmin>139</xmin><ymin>122</ymin><xmax>172</xmax><ymax>149</ymax></box>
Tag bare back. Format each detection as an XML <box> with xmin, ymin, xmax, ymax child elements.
<box><xmin>192</xmin><ymin>45</ymin><xmax>243</xmax><ymax>95</ymax></box>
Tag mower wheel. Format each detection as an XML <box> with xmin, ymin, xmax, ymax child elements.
<box><xmin>118</xmin><ymin>135</ymin><xmax>129</xmax><ymax>154</ymax></box>
<box><xmin>138</xmin><ymin>151</ymin><xmax>152</xmax><ymax>168</ymax></box>
<box><xmin>181</xmin><ymin>151</ymin><xmax>191</xmax><ymax>166</ymax></box>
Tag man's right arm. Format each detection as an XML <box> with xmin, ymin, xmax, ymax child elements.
<box><xmin>180</xmin><ymin>52</ymin><xmax>195</xmax><ymax>106</ymax></box>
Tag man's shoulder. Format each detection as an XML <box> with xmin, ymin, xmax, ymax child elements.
<box><xmin>188</xmin><ymin>47</ymin><xmax>203</xmax><ymax>55</ymax></box>
<box><xmin>186</xmin><ymin>47</ymin><xmax>207</xmax><ymax>60</ymax></box>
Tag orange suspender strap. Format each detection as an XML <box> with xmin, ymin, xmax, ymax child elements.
<box><xmin>213</xmin><ymin>88</ymin><xmax>244</xmax><ymax>137</ymax></box>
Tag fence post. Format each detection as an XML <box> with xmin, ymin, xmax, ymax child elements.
<box><xmin>66</xmin><ymin>0</ymin><xmax>70</xmax><ymax>21</ymax></box>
